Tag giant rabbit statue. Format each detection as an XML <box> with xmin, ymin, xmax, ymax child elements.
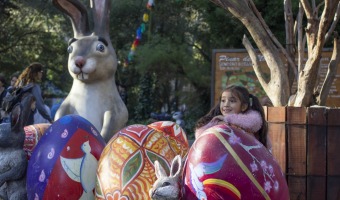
<box><xmin>53</xmin><ymin>0</ymin><xmax>128</xmax><ymax>142</ymax></box>
<box><xmin>0</xmin><ymin>93</ymin><xmax>35</xmax><ymax>200</ymax></box>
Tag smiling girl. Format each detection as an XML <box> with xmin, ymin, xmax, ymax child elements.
<box><xmin>195</xmin><ymin>85</ymin><xmax>270</xmax><ymax>149</ymax></box>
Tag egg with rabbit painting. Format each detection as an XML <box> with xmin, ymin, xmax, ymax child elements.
<box><xmin>183</xmin><ymin>124</ymin><xmax>289</xmax><ymax>200</ymax></box>
<box><xmin>26</xmin><ymin>115</ymin><xmax>106</xmax><ymax>200</ymax></box>
<box><xmin>96</xmin><ymin>121</ymin><xmax>189</xmax><ymax>200</ymax></box>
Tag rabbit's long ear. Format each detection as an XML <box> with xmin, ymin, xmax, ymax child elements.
<box><xmin>92</xmin><ymin>0</ymin><xmax>111</xmax><ymax>38</ymax></box>
<box><xmin>170</xmin><ymin>155</ymin><xmax>182</xmax><ymax>178</ymax></box>
<box><xmin>53</xmin><ymin>0</ymin><xmax>90</xmax><ymax>37</ymax></box>
<box><xmin>154</xmin><ymin>160</ymin><xmax>167</xmax><ymax>179</ymax></box>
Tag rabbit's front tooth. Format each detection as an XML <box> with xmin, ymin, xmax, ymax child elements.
<box><xmin>77</xmin><ymin>73</ymin><xmax>89</xmax><ymax>80</ymax></box>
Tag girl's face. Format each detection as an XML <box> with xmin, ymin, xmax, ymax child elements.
<box><xmin>220</xmin><ymin>90</ymin><xmax>247</xmax><ymax>116</ymax></box>
<box><xmin>37</xmin><ymin>70</ymin><xmax>43</xmax><ymax>80</ymax></box>
<box><xmin>11</xmin><ymin>77</ymin><xmax>17</xmax><ymax>87</ymax></box>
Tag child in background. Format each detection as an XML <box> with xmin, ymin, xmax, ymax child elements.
<box><xmin>7</xmin><ymin>71</ymin><xmax>20</xmax><ymax>92</ymax></box>
<box><xmin>0</xmin><ymin>74</ymin><xmax>7</xmax><ymax>108</ymax></box>
<box><xmin>195</xmin><ymin>85</ymin><xmax>271</xmax><ymax>150</ymax></box>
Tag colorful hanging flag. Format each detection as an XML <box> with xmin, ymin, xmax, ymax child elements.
<box><xmin>124</xmin><ymin>0</ymin><xmax>155</xmax><ymax>67</ymax></box>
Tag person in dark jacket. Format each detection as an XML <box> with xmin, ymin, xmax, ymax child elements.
<box><xmin>15</xmin><ymin>62</ymin><xmax>53</xmax><ymax>124</ymax></box>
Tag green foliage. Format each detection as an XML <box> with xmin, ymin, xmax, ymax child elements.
<box><xmin>133</xmin><ymin>72</ymin><xmax>156</xmax><ymax>121</ymax></box>
<box><xmin>113</xmin><ymin>0</ymin><xmax>213</xmax><ymax>137</ymax></box>
<box><xmin>0</xmin><ymin>0</ymin><xmax>72</xmax><ymax>95</ymax></box>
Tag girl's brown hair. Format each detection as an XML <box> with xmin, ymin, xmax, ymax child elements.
<box><xmin>15</xmin><ymin>62</ymin><xmax>43</xmax><ymax>87</ymax></box>
<box><xmin>195</xmin><ymin>85</ymin><xmax>268</xmax><ymax>147</ymax></box>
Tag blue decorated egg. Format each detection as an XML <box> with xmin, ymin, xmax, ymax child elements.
<box><xmin>26</xmin><ymin>114</ymin><xmax>106</xmax><ymax>200</ymax></box>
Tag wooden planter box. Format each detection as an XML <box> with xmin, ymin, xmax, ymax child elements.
<box><xmin>264</xmin><ymin>106</ymin><xmax>340</xmax><ymax>200</ymax></box>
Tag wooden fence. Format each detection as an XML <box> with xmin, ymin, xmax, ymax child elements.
<box><xmin>265</xmin><ymin>106</ymin><xmax>340</xmax><ymax>200</ymax></box>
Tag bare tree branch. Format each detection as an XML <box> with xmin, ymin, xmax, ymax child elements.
<box><xmin>313</xmin><ymin>1</ymin><xmax>325</xmax><ymax>17</ymax></box>
<box><xmin>209</xmin><ymin>0</ymin><xmax>246</xmax><ymax>15</ymax></box>
<box><xmin>297</xmin><ymin>2</ymin><xmax>305</xmax><ymax>76</ymax></box>
<box><xmin>242</xmin><ymin>35</ymin><xmax>268</xmax><ymax>90</ymax></box>
<box><xmin>285</xmin><ymin>0</ymin><xmax>295</xmax><ymax>51</ymax></box>
<box><xmin>294</xmin><ymin>0</ymin><xmax>339</xmax><ymax>106</ymax></box>
<box><xmin>184</xmin><ymin>41</ymin><xmax>211</xmax><ymax>63</ymax></box>
<box><xmin>284</xmin><ymin>0</ymin><xmax>297</xmax><ymax>90</ymax></box>
<box><xmin>325</xmin><ymin>2</ymin><xmax>340</xmax><ymax>43</ymax></box>
<box><xmin>315</xmin><ymin>0</ymin><xmax>331</xmax><ymax>52</ymax></box>
<box><xmin>300</xmin><ymin>0</ymin><xmax>313</xmax><ymax>19</ymax></box>
<box><xmin>248</xmin><ymin>0</ymin><xmax>298</xmax><ymax>81</ymax></box>
<box><xmin>317</xmin><ymin>32</ymin><xmax>340</xmax><ymax>105</ymax></box>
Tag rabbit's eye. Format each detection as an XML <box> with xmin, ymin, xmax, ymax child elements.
<box><xmin>96</xmin><ymin>43</ymin><xmax>105</xmax><ymax>52</ymax></box>
<box><xmin>67</xmin><ymin>46</ymin><xmax>73</xmax><ymax>54</ymax></box>
<box><xmin>161</xmin><ymin>182</ymin><xmax>171</xmax><ymax>187</ymax></box>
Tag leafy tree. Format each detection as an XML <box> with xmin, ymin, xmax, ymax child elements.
<box><xmin>133</xmin><ymin>72</ymin><xmax>156</xmax><ymax>121</ymax></box>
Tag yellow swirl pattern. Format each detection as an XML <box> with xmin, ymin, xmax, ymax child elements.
<box><xmin>203</xmin><ymin>178</ymin><xmax>241</xmax><ymax>199</ymax></box>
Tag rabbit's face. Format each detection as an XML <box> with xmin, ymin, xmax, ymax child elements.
<box><xmin>172</xmin><ymin>112</ymin><xmax>183</xmax><ymax>120</ymax></box>
<box><xmin>149</xmin><ymin>177</ymin><xmax>180</xmax><ymax>200</ymax></box>
<box><xmin>67</xmin><ymin>35</ymin><xmax>117</xmax><ymax>82</ymax></box>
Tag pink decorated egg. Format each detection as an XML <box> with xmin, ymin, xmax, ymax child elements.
<box><xmin>183</xmin><ymin>124</ymin><xmax>289</xmax><ymax>200</ymax></box>
<box><xmin>26</xmin><ymin>115</ymin><xmax>106</xmax><ymax>200</ymax></box>
<box><xmin>96</xmin><ymin>121</ymin><xmax>189</xmax><ymax>200</ymax></box>
<box><xmin>24</xmin><ymin>123</ymin><xmax>51</xmax><ymax>159</ymax></box>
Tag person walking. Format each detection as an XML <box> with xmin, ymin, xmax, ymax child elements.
<box><xmin>15</xmin><ymin>62</ymin><xmax>53</xmax><ymax>125</ymax></box>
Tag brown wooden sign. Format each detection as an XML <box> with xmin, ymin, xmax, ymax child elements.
<box><xmin>212</xmin><ymin>49</ymin><xmax>340</xmax><ymax>107</ymax></box>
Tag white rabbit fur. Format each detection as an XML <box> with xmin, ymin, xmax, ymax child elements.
<box><xmin>149</xmin><ymin>155</ymin><xmax>183</xmax><ymax>200</ymax></box>
<box><xmin>53</xmin><ymin>0</ymin><xmax>128</xmax><ymax>142</ymax></box>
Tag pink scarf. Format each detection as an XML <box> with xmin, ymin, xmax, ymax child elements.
<box><xmin>195</xmin><ymin>110</ymin><xmax>263</xmax><ymax>138</ymax></box>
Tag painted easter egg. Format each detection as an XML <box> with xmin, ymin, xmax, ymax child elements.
<box><xmin>96</xmin><ymin>121</ymin><xmax>189</xmax><ymax>200</ymax></box>
<box><xmin>26</xmin><ymin>114</ymin><xmax>106</xmax><ymax>200</ymax></box>
<box><xmin>183</xmin><ymin>124</ymin><xmax>289</xmax><ymax>200</ymax></box>
<box><xmin>23</xmin><ymin>123</ymin><xmax>51</xmax><ymax>159</ymax></box>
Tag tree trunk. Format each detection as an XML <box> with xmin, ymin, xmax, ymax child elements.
<box><xmin>294</xmin><ymin>0</ymin><xmax>339</xmax><ymax>106</ymax></box>
<box><xmin>211</xmin><ymin>0</ymin><xmax>290</xmax><ymax>106</ymax></box>
<box><xmin>284</xmin><ymin>0</ymin><xmax>297</xmax><ymax>91</ymax></box>
<box><xmin>317</xmin><ymin>33</ymin><xmax>340</xmax><ymax>105</ymax></box>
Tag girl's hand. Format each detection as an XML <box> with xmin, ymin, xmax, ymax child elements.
<box><xmin>212</xmin><ymin>115</ymin><xmax>225</xmax><ymax>123</ymax></box>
